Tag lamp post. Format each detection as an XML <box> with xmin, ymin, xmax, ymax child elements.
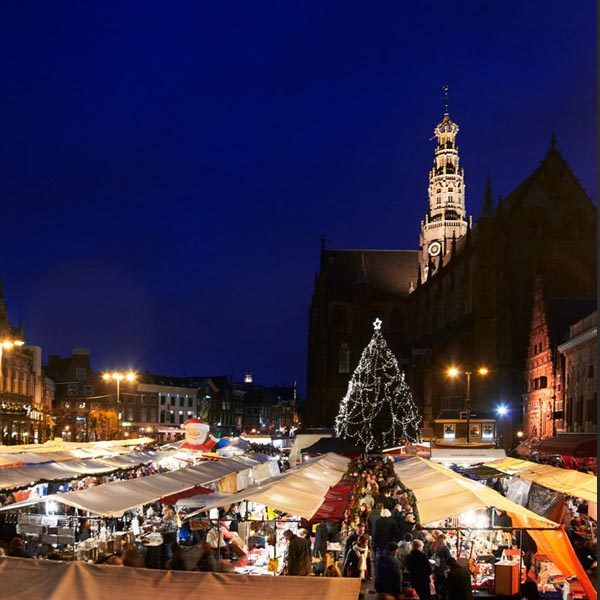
<box><xmin>447</xmin><ymin>366</ymin><xmax>489</xmax><ymax>444</ymax></box>
<box><xmin>102</xmin><ymin>370</ymin><xmax>137</xmax><ymax>404</ymax></box>
<box><xmin>0</xmin><ymin>338</ymin><xmax>25</xmax><ymax>392</ymax></box>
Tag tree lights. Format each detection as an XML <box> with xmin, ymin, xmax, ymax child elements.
<box><xmin>335</xmin><ymin>319</ymin><xmax>421</xmax><ymax>451</ymax></box>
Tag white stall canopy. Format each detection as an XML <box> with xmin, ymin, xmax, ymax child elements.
<box><xmin>186</xmin><ymin>452</ymin><xmax>349</xmax><ymax>519</ymax></box>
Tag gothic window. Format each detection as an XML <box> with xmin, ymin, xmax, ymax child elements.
<box><xmin>338</xmin><ymin>343</ymin><xmax>350</xmax><ymax>374</ymax></box>
<box><xmin>588</xmin><ymin>364</ymin><xmax>594</xmax><ymax>378</ymax></box>
<box><xmin>539</xmin><ymin>376</ymin><xmax>547</xmax><ymax>389</ymax></box>
<box><xmin>437</xmin><ymin>196</ymin><xmax>441</xmax><ymax>205</ymax></box>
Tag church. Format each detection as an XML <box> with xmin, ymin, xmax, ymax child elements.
<box><xmin>303</xmin><ymin>109</ymin><xmax>597</xmax><ymax>441</ymax></box>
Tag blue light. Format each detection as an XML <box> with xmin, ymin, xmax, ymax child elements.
<box><xmin>496</xmin><ymin>405</ymin><xmax>508</xmax><ymax>416</ymax></box>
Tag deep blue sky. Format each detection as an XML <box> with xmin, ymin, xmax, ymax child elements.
<box><xmin>0</xmin><ymin>2</ymin><xmax>595</xmax><ymax>392</ymax></box>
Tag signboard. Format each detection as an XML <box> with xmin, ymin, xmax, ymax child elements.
<box><xmin>430</xmin><ymin>447</ymin><xmax>506</xmax><ymax>465</ymax></box>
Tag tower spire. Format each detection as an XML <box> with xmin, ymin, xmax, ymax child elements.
<box><xmin>418</xmin><ymin>100</ymin><xmax>470</xmax><ymax>283</ymax></box>
<box><xmin>481</xmin><ymin>175</ymin><xmax>495</xmax><ymax>217</ymax></box>
<box><xmin>442</xmin><ymin>84</ymin><xmax>449</xmax><ymax>115</ymax></box>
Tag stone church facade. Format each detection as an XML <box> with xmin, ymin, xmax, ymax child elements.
<box><xmin>304</xmin><ymin>111</ymin><xmax>597</xmax><ymax>442</ymax></box>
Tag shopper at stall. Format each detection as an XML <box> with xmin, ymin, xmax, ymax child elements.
<box><xmin>283</xmin><ymin>529</ymin><xmax>312</xmax><ymax>576</ymax></box>
<box><xmin>343</xmin><ymin>534</ymin><xmax>372</xmax><ymax>580</ymax></box>
<box><xmin>432</xmin><ymin>533</ymin><xmax>452</xmax><ymax>598</ymax></box>
<box><xmin>344</xmin><ymin>523</ymin><xmax>367</xmax><ymax>562</ymax></box>
<box><xmin>445</xmin><ymin>556</ymin><xmax>473</xmax><ymax>600</ymax></box>
<box><xmin>374</xmin><ymin>541</ymin><xmax>403</xmax><ymax>598</ymax></box>
<box><xmin>8</xmin><ymin>536</ymin><xmax>31</xmax><ymax>559</ymax></box>
<box><xmin>405</xmin><ymin>539</ymin><xmax>432</xmax><ymax>600</ymax></box>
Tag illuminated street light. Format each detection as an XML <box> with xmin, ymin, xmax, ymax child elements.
<box><xmin>102</xmin><ymin>370</ymin><xmax>137</xmax><ymax>404</ymax></box>
<box><xmin>446</xmin><ymin>365</ymin><xmax>490</xmax><ymax>444</ymax></box>
<box><xmin>496</xmin><ymin>404</ymin><xmax>508</xmax><ymax>417</ymax></box>
<box><xmin>516</xmin><ymin>430</ymin><xmax>524</xmax><ymax>438</ymax></box>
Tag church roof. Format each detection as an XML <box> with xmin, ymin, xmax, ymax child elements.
<box><xmin>500</xmin><ymin>144</ymin><xmax>595</xmax><ymax>218</ymax></box>
<box><xmin>322</xmin><ymin>249</ymin><xmax>418</xmax><ymax>297</ymax></box>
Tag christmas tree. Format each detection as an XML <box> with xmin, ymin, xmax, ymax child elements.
<box><xmin>335</xmin><ymin>318</ymin><xmax>421</xmax><ymax>451</ymax></box>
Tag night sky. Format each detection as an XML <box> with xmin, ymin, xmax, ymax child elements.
<box><xmin>0</xmin><ymin>2</ymin><xmax>595</xmax><ymax>393</ymax></box>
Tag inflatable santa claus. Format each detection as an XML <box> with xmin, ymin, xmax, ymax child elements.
<box><xmin>180</xmin><ymin>418</ymin><xmax>218</xmax><ymax>451</ymax></box>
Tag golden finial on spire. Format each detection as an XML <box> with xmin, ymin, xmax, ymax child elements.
<box><xmin>442</xmin><ymin>84</ymin><xmax>449</xmax><ymax>115</ymax></box>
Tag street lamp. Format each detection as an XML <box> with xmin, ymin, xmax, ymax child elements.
<box><xmin>102</xmin><ymin>370</ymin><xmax>137</xmax><ymax>404</ymax></box>
<box><xmin>446</xmin><ymin>365</ymin><xmax>490</xmax><ymax>444</ymax></box>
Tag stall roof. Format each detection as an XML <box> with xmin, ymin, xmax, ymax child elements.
<box><xmin>535</xmin><ymin>433</ymin><xmax>596</xmax><ymax>457</ymax></box>
<box><xmin>484</xmin><ymin>457</ymin><xmax>597</xmax><ymax>503</ymax></box>
<box><xmin>301</xmin><ymin>438</ymin><xmax>365</xmax><ymax>456</ymax></box>
<box><xmin>0</xmin><ymin>437</ymin><xmax>154</xmax><ymax>455</ymax></box>
<box><xmin>0</xmin><ymin>456</ymin><xmax>268</xmax><ymax>517</ymax></box>
<box><xmin>394</xmin><ymin>457</ymin><xmax>596</xmax><ymax>600</ymax></box>
<box><xmin>0</xmin><ymin>557</ymin><xmax>361</xmax><ymax>600</ymax></box>
<box><xmin>186</xmin><ymin>453</ymin><xmax>350</xmax><ymax>519</ymax></box>
<box><xmin>451</xmin><ymin>464</ymin><xmax>508</xmax><ymax>481</ymax></box>
<box><xmin>0</xmin><ymin>451</ymin><xmax>175</xmax><ymax>491</ymax></box>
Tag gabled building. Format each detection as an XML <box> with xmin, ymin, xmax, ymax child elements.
<box><xmin>522</xmin><ymin>276</ymin><xmax>595</xmax><ymax>440</ymax></box>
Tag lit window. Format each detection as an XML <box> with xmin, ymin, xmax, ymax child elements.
<box><xmin>338</xmin><ymin>343</ymin><xmax>350</xmax><ymax>374</ymax></box>
<box><xmin>443</xmin><ymin>424</ymin><xmax>455</xmax><ymax>440</ymax></box>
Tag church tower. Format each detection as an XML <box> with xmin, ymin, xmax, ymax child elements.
<box><xmin>419</xmin><ymin>106</ymin><xmax>471</xmax><ymax>281</ymax></box>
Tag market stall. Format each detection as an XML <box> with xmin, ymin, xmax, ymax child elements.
<box><xmin>0</xmin><ymin>556</ymin><xmax>362</xmax><ymax>600</ymax></box>
<box><xmin>182</xmin><ymin>452</ymin><xmax>351</xmax><ymax>576</ymax></box>
<box><xmin>394</xmin><ymin>457</ymin><xmax>596</xmax><ymax>599</ymax></box>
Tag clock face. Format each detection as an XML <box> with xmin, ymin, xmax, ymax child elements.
<box><xmin>428</xmin><ymin>241</ymin><xmax>442</xmax><ymax>257</ymax></box>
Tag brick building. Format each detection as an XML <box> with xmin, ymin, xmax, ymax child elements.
<box><xmin>46</xmin><ymin>348</ymin><xmax>120</xmax><ymax>441</ymax></box>
<box><xmin>0</xmin><ymin>283</ymin><xmax>54</xmax><ymax>445</ymax></box>
<box><xmin>522</xmin><ymin>276</ymin><xmax>595</xmax><ymax>440</ymax></box>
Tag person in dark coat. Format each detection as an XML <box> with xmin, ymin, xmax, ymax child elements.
<box><xmin>373</xmin><ymin>509</ymin><xmax>399</xmax><ymax>552</ymax></box>
<box><xmin>368</xmin><ymin>503</ymin><xmax>383</xmax><ymax>535</ymax></box>
<box><xmin>375</xmin><ymin>542</ymin><xmax>403</xmax><ymax>597</ymax></box>
<box><xmin>283</xmin><ymin>529</ymin><xmax>312</xmax><ymax>576</ymax></box>
<box><xmin>445</xmin><ymin>556</ymin><xmax>473</xmax><ymax>600</ymax></box>
<box><xmin>313</xmin><ymin>521</ymin><xmax>328</xmax><ymax>558</ymax></box>
<box><xmin>343</xmin><ymin>534</ymin><xmax>372</xmax><ymax>580</ymax></box>
<box><xmin>405</xmin><ymin>539</ymin><xmax>432</xmax><ymax>600</ymax></box>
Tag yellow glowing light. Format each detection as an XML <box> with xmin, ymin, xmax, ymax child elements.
<box><xmin>125</xmin><ymin>371</ymin><xmax>137</xmax><ymax>382</ymax></box>
<box><xmin>112</xmin><ymin>372</ymin><xmax>124</xmax><ymax>381</ymax></box>
<box><xmin>102</xmin><ymin>373</ymin><xmax>111</xmax><ymax>381</ymax></box>
<box><xmin>478</xmin><ymin>367</ymin><xmax>489</xmax><ymax>376</ymax></box>
<box><xmin>447</xmin><ymin>367</ymin><xmax>460</xmax><ymax>377</ymax></box>
<box><xmin>516</xmin><ymin>431</ymin><xmax>524</xmax><ymax>438</ymax></box>
<box><xmin>1</xmin><ymin>341</ymin><xmax>13</xmax><ymax>350</ymax></box>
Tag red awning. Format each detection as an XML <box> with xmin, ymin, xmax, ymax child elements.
<box><xmin>536</xmin><ymin>434</ymin><xmax>597</xmax><ymax>457</ymax></box>
<box><xmin>310</xmin><ymin>479</ymin><xmax>357</xmax><ymax>523</ymax></box>
<box><xmin>160</xmin><ymin>486</ymin><xmax>213</xmax><ymax>505</ymax></box>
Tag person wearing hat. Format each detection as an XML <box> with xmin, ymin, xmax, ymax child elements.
<box><xmin>374</xmin><ymin>541</ymin><xmax>403</xmax><ymax>598</ymax></box>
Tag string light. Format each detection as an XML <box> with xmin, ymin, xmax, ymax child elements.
<box><xmin>335</xmin><ymin>318</ymin><xmax>422</xmax><ymax>451</ymax></box>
